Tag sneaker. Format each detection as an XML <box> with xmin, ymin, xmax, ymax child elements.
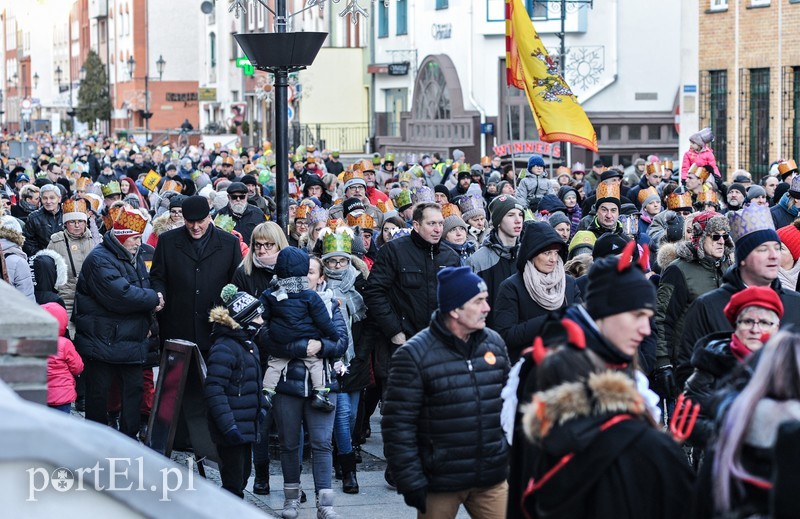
<box><xmin>316</xmin><ymin>489</ymin><xmax>341</xmax><ymax>519</ymax></box>
<box><xmin>282</xmin><ymin>485</ymin><xmax>301</xmax><ymax>519</ymax></box>
<box><xmin>310</xmin><ymin>391</ymin><xmax>335</xmax><ymax>412</ymax></box>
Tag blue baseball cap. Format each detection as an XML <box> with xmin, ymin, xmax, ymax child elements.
<box><xmin>16</xmin><ymin>173</ymin><xmax>30</xmax><ymax>183</ymax></box>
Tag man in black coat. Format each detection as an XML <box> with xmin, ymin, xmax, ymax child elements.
<box><xmin>382</xmin><ymin>267</ymin><xmax>510</xmax><ymax>517</ymax></box>
<box><xmin>23</xmin><ymin>184</ymin><xmax>63</xmax><ymax>257</ymax></box>
<box><xmin>214</xmin><ymin>181</ymin><xmax>265</xmax><ymax>244</ymax></box>
<box><xmin>73</xmin><ymin>207</ymin><xmax>162</xmax><ymax>438</ymax></box>
<box><xmin>676</xmin><ymin>208</ymin><xmax>800</xmax><ymax>387</ymax></box>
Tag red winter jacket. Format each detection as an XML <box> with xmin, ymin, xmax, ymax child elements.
<box><xmin>681</xmin><ymin>146</ymin><xmax>720</xmax><ymax>180</ymax></box>
<box><xmin>42</xmin><ymin>303</ymin><xmax>84</xmax><ymax>406</ymax></box>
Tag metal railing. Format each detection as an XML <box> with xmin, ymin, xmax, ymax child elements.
<box><xmin>289</xmin><ymin>123</ymin><xmax>370</xmax><ymax>154</ymax></box>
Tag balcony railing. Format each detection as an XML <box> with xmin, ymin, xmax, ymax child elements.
<box><xmin>289</xmin><ymin>123</ymin><xmax>370</xmax><ymax>154</ymax></box>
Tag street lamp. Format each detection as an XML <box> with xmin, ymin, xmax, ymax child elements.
<box><xmin>32</xmin><ymin>72</ymin><xmax>39</xmax><ymax>91</ymax></box>
<box><xmin>127</xmin><ymin>55</ymin><xmax>165</xmax><ymax>144</ymax></box>
<box><xmin>56</xmin><ymin>65</ymin><xmax>77</xmax><ymax>132</ymax></box>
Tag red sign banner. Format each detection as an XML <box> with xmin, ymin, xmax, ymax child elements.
<box><xmin>492</xmin><ymin>141</ymin><xmax>562</xmax><ymax>159</ymax></box>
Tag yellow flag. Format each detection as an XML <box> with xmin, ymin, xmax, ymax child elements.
<box><xmin>142</xmin><ymin>170</ymin><xmax>162</xmax><ymax>192</ymax></box>
<box><xmin>505</xmin><ymin>0</ymin><xmax>598</xmax><ymax>152</ymax></box>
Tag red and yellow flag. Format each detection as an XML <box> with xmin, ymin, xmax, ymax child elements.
<box><xmin>505</xmin><ymin>0</ymin><xmax>598</xmax><ymax>152</ymax></box>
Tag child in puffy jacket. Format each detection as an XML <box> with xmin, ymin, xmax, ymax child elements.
<box><xmin>516</xmin><ymin>154</ymin><xmax>553</xmax><ymax>211</ymax></box>
<box><xmin>260</xmin><ymin>246</ymin><xmax>340</xmax><ymax>411</ymax></box>
<box><xmin>42</xmin><ymin>302</ymin><xmax>84</xmax><ymax>413</ymax></box>
<box><xmin>681</xmin><ymin>127</ymin><xmax>721</xmax><ymax>181</ymax></box>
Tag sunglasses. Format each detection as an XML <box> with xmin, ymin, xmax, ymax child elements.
<box><xmin>229</xmin><ymin>194</ymin><xmax>247</xmax><ymax>200</ymax></box>
<box><xmin>710</xmin><ymin>233</ymin><xmax>728</xmax><ymax>242</ymax></box>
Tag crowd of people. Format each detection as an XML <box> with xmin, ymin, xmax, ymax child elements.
<box><xmin>2</xmin><ymin>128</ymin><xmax>800</xmax><ymax>518</ymax></box>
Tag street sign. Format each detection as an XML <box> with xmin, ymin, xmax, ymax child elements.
<box><xmin>21</xmin><ymin>98</ymin><xmax>32</xmax><ymax>109</ymax></box>
<box><xmin>235</xmin><ymin>57</ymin><xmax>251</xmax><ymax>68</ymax></box>
<box><xmin>287</xmin><ymin>106</ymin><xmax>294</xmax><ymax>122</ymax></box>
<box><xmin>287</xmin><ymin>85</ymin><xmax>295</xmax><ymax>103</ymax></box>
<box><xmin>235</xmin><ymin>57</ymin><xmax>255</xmax><ymax>76</ymax></box>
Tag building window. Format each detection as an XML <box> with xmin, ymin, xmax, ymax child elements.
<box><xmin>710</xmin><ymin>0</ymin><xmax>728</xmax><ymax>10</ymax></box>
<box><xmin>415</xmin><ymin>60</ymin><xmax>450</xmax><ymax>120</ymax></box>
<box><xmin>749</xmin><ymin>68</ymin><xmax>770</xmax><ymax>178</ymax></box>
<box><xmin>607</xmin><ymin>125</ymin><xmax>621</xmax><ymax>141</ymax></box>
<box><xmin>384</xmin><ymin>88</ymin><xmax>407</xmax><ymax>136</ymax></box>
<box><xmin>230</xmin><ymin>33</ymin><xmax>238</xmax><ymax>60</ymax></box>
<box><xmin>709</xmin><ymin>70</ymin><xmax>728</xmax><ymax>177</ymax></box>
<box><xmin>750</xmin><ymin>0</ymin><xmax>769</xmax><ymax>6</ymax></box>
<box><xmin>378</xmin><ymin>2</ymin><xmax>388</xmax><ymax>38</ymax></box>
<box><xmin>436</xmin><ymin>0</ymin><xmax>448</xmax><ymax>10</ymax></box>
<box><xmin>628</xmin><ymin>125</ymin><xmax>642</xmax><ymax>141</ymax></box>
<box><xmin>525</xmin><ymin>1</ymin><xmax>550</xmax><ymax>19</ymax></box>
<box><xmin>209</xmin><ymin>32</ymin><xmax>216</xmax><ymax>69</ymax></box>
<box><xmin>396</xmin><ymin>0</ymin><xmax>407</xmax><ymax>35</ymax></box>
<box><xmin>648</xmin><ymin>125</ymin><xmax>662</xmax><ymax>141</ymax></box>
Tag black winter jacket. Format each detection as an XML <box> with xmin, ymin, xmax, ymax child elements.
<box><xmin>149</xmin><ymin>225</ymin><xmax>242</xmax><ymax>352</ymax></box>
<box><xmin>382</xmin><ymin>312</ymin><xmax>510</xmax><ymax>494</ymax></box>
<box><xmin>23</xmin><ymin>207</ymin><xmax>62</xmax><ymax>256</ymax></box>
<box><xmin>73</xmin><ymin>232</ymin><xmax>158</xmax><ymax>363</ymax></box>
<box><xmin>676</xmin><ymin>266</ymin><xmax>800</xmax><ymax>388</ymax></box>
<box><xmin>468</xmin><ymin>229</ymin><xmax>518</xmax><ymax>329</ymax></box>
<box><xmin>231</xmin><ymin>263</ymin><xmax>275</xmax><ymax>299</ymax></box>
<box><xmin>215</xmin><ymin>203</ymin><xmax>266</xmax><ymax>245</ymax></box>
<box><xmin>204</xmin><ymin>322</ymin><xmax>268</xmax><ymax>444</ymax></box>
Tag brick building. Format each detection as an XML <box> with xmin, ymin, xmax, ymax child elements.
<box><xmin>699</xmin><ymin>0</ymin><xmax>800</xmax><ymax>180</ymax></box>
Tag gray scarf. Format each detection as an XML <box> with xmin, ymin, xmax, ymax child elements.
<box><xmin>324</xmin><ymin>264</ymin><xmax>366</xmax><ymax>323</ymax></box>
<box><xmin>271</xmin><ymin>276</ymin><xmax>308</xmax><ymax>301</ymax></box>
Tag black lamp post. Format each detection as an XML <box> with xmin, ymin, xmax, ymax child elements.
<box><xmin>56</xmin><ymin>65</ymin><xmax>76</xmax><ymax>132</ymax></box>
<box><xmin>234</xmin><ymin>15</ymin><xmax>326</xmax><ymax>231</ymax></box>
<box><xmin>128</xmin><ymin>54</ymin><xmax>165</xmax><ymax>144</ymax></box>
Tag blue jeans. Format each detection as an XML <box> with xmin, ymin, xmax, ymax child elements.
<box><xmin>333</xmin><ymin>391</ymin><xmax>360</xmax><ymax>455</ymax></box>
<box><xmin>273</xmin><ymin>393</ymin><xmax>336</xmax><ymax>492</ymax></box>
<box><xmin>50</xmin><ymin>403</ymin><xmax>72</xmax><ymax>414</ymax></box>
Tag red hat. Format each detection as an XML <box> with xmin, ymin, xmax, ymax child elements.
<box><xmin>723</xmin><ymin>286</ymin><xmax>784</xmax><ymax>327</ymax></box>
<box><xmin>777</xmin><ymin>222</ymin><xmax>800</xmax><ymax>261</ymax></box>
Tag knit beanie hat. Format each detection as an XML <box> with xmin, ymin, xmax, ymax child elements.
<box><xmin>592</xmin><ymin>232</ymin><xmax>630</xmax><ymax>260</ymax></box>
<box><xmin>434</xmin><ymin>184</ymin><xmax>450</xmax><ymax>201</ymax></box>
<box><xmin>568</xmin><ymin>230</ymin><xmax>596</xmax><ymax>258</ymax></box>
<box><xmin>548</xmin><ymin>211</ymin><xmax>570</xmax><ymax>230</ymax></box>
<box><xmin>747</xmin><ymin>185</ymin><xmax>767</xmax><ymax>201</ymax></box>
<box><xmin>437</xmin><ymin>266</ymin><xmax>487</xmax><ymax>313</ymax></box>
<box><xmin>220</xmin><ymin>283</ymin><xmax>264</xmax><ymax>327</ymax></box>
<box><xmin>527</xmin><ymin>154</ymin><xmax>545</xmax><ymax>171</ymax></box>
<box><xmin>585</xmin><ymin>241</ymin><xmax>656</xmax><ymax>320</ymax></box>
<box><xmin>723</xmin><ymin>286</ymin><xmax>784</xmax><ymax>327</ymax></box>
<box><xmin>728</xmin><ymin>183</ymin><xmax>747</xmax><ymax>199</ymax></box>
<box><xmin>488</xmin><ymin>194</ymin><xmax>523</xmax><ymax>228</ymax></box>
<box><xmin>342</xmin><ymin>197</ymin><xmax>366</xmax><ymax>218</ymax></box>
<box><xmin>443</xmin><ymin>215</ymin><xmax>468</xmax><ymax>238</ymax></box>
<box><xmin>778</xmin><ymin>221</ymin><xmax>800</xmax><ymax>261</ymax></box>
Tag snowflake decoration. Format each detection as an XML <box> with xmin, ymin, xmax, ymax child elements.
<box><xmin>565</xmin><ymin>46</ymin><xmax>605</xmax><ymax>93</ymax></box>
<box><xmin>229</xmin><ymin>0</ymin><xmax>247</xmax><ymax>18</ymax></box>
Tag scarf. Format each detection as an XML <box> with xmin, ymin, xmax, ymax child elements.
<box><xmin>730</xmin><ymin>333</ymin><xmax>755</xmax><ymax>362</ymax></box>
<box><xmin>442</xmin><ymin>240</ymin><xmax>476</xmax><ymax>266</ymax></box>
<box><xmin>324</xmin><ymin>265</ymin><xmax>366</xmax><ymax>323</ymax></box>
<box><xmin>567</xmin><ymin>205</ymin><xmax>583</xmax><ymax>237</ymax></box>
<box><xmin>522</xmin><ymin>256</ymin><xmax>566</xmax><ymax>311</ymax></box>
<box><xmin>778</xmin><ymin>259</ymin><xmax>800</xmax><ymax>290</ymax></box>
<box><xmin>253</xmin><ymin>250</ymin><xmax>279</xmax><ymax>268</ymax></box>
<box><xmin>779</xmin><ymin>192</ymin><xmax>800</xmax><ymax>217</ymax></box>
<box><xmin>271</xmin><ymin>276</ymin><xmax>308</xmax><ymax>301</ymax></box>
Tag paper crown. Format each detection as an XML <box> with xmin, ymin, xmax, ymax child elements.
<box><xmin>385</xmin><ymin>153</ymin><xmax>395</xmax><ymax>162</ymax></box>
<box><xmin>346</xmin><ymin>212</ymin><xmax>375</xmax><ymax>229</ymax></box>
<box><xmin>75</xmin><ymin>177</ymin><xmax>92</xmax><ymax>191</ymax></box>
<box><xmin>103</xmin><ymin>205</ymin><xmax>124</xmax><ymax>230</ymax></box>
<box><xmin>63</xmin><ymin>198</ymin><xmax>90</xmax><ymax>215</ymax></box>
<box><xmin>690</xmin><ymin>163</ymin><xmax>712</xmax><ymax>183</ymax></box>
<box><xmin>84</xmin><ymin>193</ymin><xmax>102</xmax><ymax>213</ymax></box>
<box><xmin>790</xmin><ymin>175</ymin><xmax>800</xmax><ymax>194</ymax></box>
<box><xmin>392</xmin><ymin>189</ymin><xmax>413</xmax><ymax>209</ymax></box>
<box><xmin>457</xmin><ymin>194</ymin><xmax>484</xmax><ymax>216</ymax></box>
<box><xmin>243</xmin><ymin>163</ymin><xmax>256</xmax><ymax>173</ymax></box>
<box><xmin>661</xmin><ymin>160</ymin><xmax>674</xmax><ymax>171</ymax></box>
<box><xmin>637</xmin><ymin>186</ymin><xmax>659</xmax><ymax>205</ymax></box>
<box><xmin>327</xmin><ymin>218</ymin><xmax>343</xmax><ymax>231</ymax></box>
<box><xmin>295</xmin><ymin>204</ymin><xmax>312</xmax><ymax>220</ymax></box>
<box><xmin>292</xmin><ymin>154</ymin><xmax>303</xmax><ymax>163</ymax></box>
<box><xmin>162</xmin><ymin>179</ymin><xmax>183</xmax><ymax>194</ymax></box>
<box><xmin>457</xmin><ymin>163</ymin><xmax>471</xmax><ymax>174</ymax></box>
<box><xmin>595</xmin><ymin>180</ymin><xmax>620</xmax><ymax>201</ymax></box>
<box><xmin>359</xmin><ymin>159</ymin><xmax>375</xmax><ymax>172</ymax></box>
<box><xmin>306</xmin><ymin>156</ymin><xmax>317</xmax><ymax>165</ymax></box>
<box><xmin>351</xmin><ymin>161</ymin><xmax>363</xmax><ymax>172</ymax></box>
<box><xmin>480</xmin><ymin>156</ymin><xmax>492</xmax><ymax>166</ymax></box>
<box><xmin>412</xmin><ymin>186</ymin><xmax>435</xmax><ymax>204</ymax></box>
<box><xmin>556</xmin><ymin>166</ymin><xmax>571</xmax><ymax>176</ymax></box>
<box><xmin>441</xmin><ymin>203</ymin><xmax>462</xmax><ymax>219</ymax></box>
<box><xmin>101</xmin><ymin>181</ymin><xmax>121</xmax><ymax>197</ymax></box>
<box><xmin>398</xmin><ymin>170</ymin><xmax>413</xmax><ymax>184</ymax></box>
<box><xmin>408</xmin><ymin>165</ymin><xmax>424</xmax><ymax>178</ymax></box>
<box><xmin>778</xmin><ymin>159</ymin><xmax>798</xmax><ymax>178</ymax></box>
<box><xmin>214</xmin><ymin>213</ymin><xmax>236</xmax><ymax>233</ymax></box>
<box><xmin>376</xmin><ymin>199</ymin><xmax>395</xmax><ymax>213</ymax></box>
<box><xmin>572</xmin><ymin>161</ymin><xmax>585</xmax><ymax>173</ymax></box>
<box><xmin>645</xmin><ymin>163</ymin><xmax>662</xmax><ymax>175</ymax></box>
<box><xmin>343</xmin><ymin>170</ymin><xmax>367</xmax><ymax>188</ymax></box>
<box><xmin>666</xmin><ymin>192</ymin><xmax>693</xmax><ymax>211</ymax></box>
<box><xmin>113</xmin><ymin>206</ymin><xmax>147</xmax><ymax>236</ymax></box>
<box><xmin>696</xmin><ymin>190</ymin><xmax>719</xmax><ymax>205</ymax></box>
<box><xmin>727</xmin><ymin>203</ymin><xmax>775</xmax><ymax>243</ymax></box>
<box><xmin>307</xmin><ymin>206</ymin><xmax>329</xmax><ymax>226</ymax></box>
<box><xmin>306</xmin><ymin>144</ymin><xmax>316</xmax><ymax>153</ymax></box>
<box><xmin>222</xmin><ymin>156</ymin><xmax>235</xmax><ymax>165</ymax></box>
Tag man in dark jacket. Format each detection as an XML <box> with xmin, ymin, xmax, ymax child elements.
<box><xmin>214</xmin><ymin>182</ymin><xmax>265</xmax><ymax>244</ymax></box>
<box><xmin>23</xmin><ymin>184</ymin><xmax>63</xmax><ymax>257</ymax></box>
<box><xmin>770</xmin><ymin>179</ymin><xmax>800</xmax><ymax>229</ymax></box>
<box><xmin>73</xmin><ymin>207</ymin><xmax>162</xmax><ymax>438</ymax></box>
<box><xmin>469</xmin><ymin>194</ymin><xmax>523</xmax><ymax>328</ymax></box>
<box><xmin>363</xmin><ymin>202</ymin><xmax>460</xmax><ymax>379</ymax></box>
<box><xmin>382</xmin><ymin>267</ymin><xmax>510</xmax><ymax>518</ymax></box>
<box><xmin>676</xmin><ymin>204</ymin><xmax>800</xmax><ymax>387</ymax></box>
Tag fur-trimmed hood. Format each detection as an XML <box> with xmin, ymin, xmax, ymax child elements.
<box><xmin>676</xmin><ymin>214</ymin><xmax>734</xmax><ymax>261</ymax></box>
<box><xmin>209</xmin><ymin>305</ymin><xmax>241</xmax><ymax>329</ymax></box>
<box><xmin>151</xmin><ymin>211</ymin><xmax>182</xmax><ymax>237</ymax></box>
<box><xmin>523</xmin><ymin>371</ymin><xmax>645</xmax><ymax>443</ymax></box>
<box><xmin>350</xmin><ymin>254</ymin><xmax>370</xmax><ymax>279</ymax></box>
<box><xmin>0</xmin><ymin>225</ymin><xmax>24</xmax><ymax>247</ymax></box>
<box><xmin>657</xmin><ymin>241</ymin><xmax>679</xmax><ymax>271</ymax></box>
<box><xmin>31</xmin><ymin>249</ymin><xmax>68</xmax><ymax>289</ymax></box>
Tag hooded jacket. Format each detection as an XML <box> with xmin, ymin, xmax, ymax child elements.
<box><xmin>494</xmin><ymin>223</ymin><xmax>581</xmax><ymax>361</ymax></box>
<box><xmin>0</xmin><ymin>226</ymin><xmax>34</xmax><ymax>301</ymax></box>
<box><xmin>31</xmin><ymin>249</ymin><xmax>67</xmax><ymax>306</ymax></box>
<box><xmin>521</xmin><ymin>371</ymin><xmax>694</xmax><ymax>519</ymax></box>
<box><xmin>468</xmin><ymin>229</ymin><xmax>518</xmax><ymax>327</ymax></box>
<box><xmin>47</xmin><ymin>228</ymin><xmax>96</xmax><ymax>317</ymax></box>
<box><xmin>516</xmin><ymin>173</ymin><xmax>552</xmax><ymax>210</ymax></box>
<box><xmin>302</xmin><ymin>175</ymin><xmax>333</xmax><ymax>208</ymax></box>
<box><xmin>43</xmin><ymin>302</ymin><xmax>84</xmax><ymax>406</ymax></box>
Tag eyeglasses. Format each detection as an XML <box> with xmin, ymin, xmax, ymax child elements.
<box><xmin>295</xmin><ymin>220</ymin><xmax>309</xmax><ymax>227</ymax></box>
<box><xmin>253</xmin><ymin>241</ymin><xmax>277</xmax><ymax>250</ymax></box>
<box><xmin>229</xmin><ymin>194</ymin><xmax>247</xmax><ymax>200</ymax></box>
<box><xmin>677</xmin><ymin>210</ymin><xmax>692</xmax><ymax>216</ymax></box>
<box><xmin>710</xmin><ymin>233</ymin><xmax>728</xmax><ymax>242</ymax></box>
<box><xmin>170</xmin><ymin>209</ymin><xmax>183</xmax><ymax>216</ymax></box>
<box><xmin>347</xmin><ymin>185</ymin><xmax>366</xmax><ymax>192</ymax></box>
<box><xmin>324</xmin><ymin>257</ymin><xmax>350</xmax><ymax>268</ymax></box>
<box><xmin>737</xmin><ymin>318</ymin><xmax>776</xmax><ymax>330</ymax></box>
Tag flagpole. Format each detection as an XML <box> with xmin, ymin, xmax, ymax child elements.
<box><xmin>505</xmin><ymin>84</ymin><xmax>517</xmax><ymax>190</ymax></box>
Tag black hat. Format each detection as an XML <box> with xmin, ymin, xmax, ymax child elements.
<box><xmin>227</xmin><ymin>181</ymin><xmax>248</xmax><ymax>194</ymax></box>
<box><xmin>182</xmin><ymin>195</ymin><xmax>210</xmax><ymax>221</ymax></box>
<box><xmin>169</xmin><ymin>194</ymin><xmax>187</xmax><ymax>209</ymax></box>
<box><xmin>343</xmin><ymin>197</ymin><xmax>366</xmax><ymax>218</ymax></box>
<box><xmin>220</xmin><ymin>284</ymin><xmax>264</xmax><ymax>327</ymax></box>
<box><xmin>592</xmin><ymin>232</ymin><xmax>630</xmax><ymax>260</ymax></box>
<box><xmin>457</xmin><ymin>170</ymin><xmax>471</xmax><ymax>181</ymax></box>
<box><xmin>600</xmin><ymin>169</ymin><xmax>623</xmax><ymax>182</ymax></box>
<box><xmin>434</xmin><ymin>185</ymin><xmax>450</xmax><ymax>200</ymax></box>
<box><xmin>585</xmin><ymin>241</ymin><xmax>656</xmax><ymax>322</ymax></box>
<box><xmin>728</xmin><ymin>183</ymin><xmax>747</xmax><ymax>199</ymax></box>
<box><xmin>241</xmin><ymin>174</ymin><xmax>258</xmax><ymax>186</ymax></box>
<box><xmin>165</xmin><ymin>163</ymin><xmax>177</xmax><ymax>171</ymax></box>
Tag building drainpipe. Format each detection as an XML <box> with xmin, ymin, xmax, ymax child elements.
<box><xmin>467</xmin><ymin>1</ymin><xmax>486</xmax><ymax>159</ymax></box>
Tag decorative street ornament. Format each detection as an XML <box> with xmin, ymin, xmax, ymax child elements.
<box><xmin>228</xmin><ymin>0</ymin><xmax>377</xmax><ymax>24</ymax></box>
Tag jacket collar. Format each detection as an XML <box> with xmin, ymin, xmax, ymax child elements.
<box><xmin>175</xmin><ymin>224</ymin><xmax>222</xmax><ymax>262</ymax></box>
<box><xmin>429</xmin><ymin>310</ymin><xmax>483</xmax><ymax>356</ymax></box>
<box><xmin>410</xmin><ymin>229</ymin><xmax>441</xmax><ymax>255</ymax></box>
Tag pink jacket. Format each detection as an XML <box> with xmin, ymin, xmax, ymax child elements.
<box><xmin>42</xmin><ymin>303</ymin><xmax>84</xmax><ymax>406</ymax></box>
<box><xmin>681</xmin><ymin>146</ymin><xmax>721</xmax><ymax>180</ymax></box>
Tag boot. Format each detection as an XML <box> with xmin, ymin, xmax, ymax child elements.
<box><xmin>107</xmin><ymin>411</ymin><xmax>120</xmax><ymax>431</ymax></box>
<box><xmin>316</xmin><ymin>489</ymin><xmax>341</xmax><ymax>519</ymax></box>
<box><xmin>310</xmin><ymin>390</ymin><xmax>335</xmax><ymax>412</ymax></box>
<box><xmin>332</xmin><ymin>444</ymin><xmax>342</xmax><ymax>480</ymax></box>
<box><xmin>282</xmin><ymin>484</ymin><xmax>301</xmax><ymax>519</ymax></box>
<box><xmin>353</xmin><ymin>444</ymin><xmax>363</xmax><ymax>464</ymax></box>
<box><xmin>252</xmin><ymin>463</ymin><xmax>270</xmax><ymax>495</ymax></box>
<box><xmin>262</xmin><ymin>388</ymin><xmax>274</xmax><ymax>409</ymax></box>
<box><xmin>339</xmin><ymin>452</ymin><xmax>359</xmax><ymax>494</ymax></box>
<box><xmin>75</xmin><ymin>396</ymin><xmax>85</xmax><ymax>413</ymax></box>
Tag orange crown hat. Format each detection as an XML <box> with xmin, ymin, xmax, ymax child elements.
<box><xmin>645</xmin><ymin>162</ymin><xmax>662</xmax><ymax>176</ymax></box>
<box><xmin>359</xmin><ymin>159</ymin><xmax>375</xmax><ymax>173</ymax></box>
<box><xmin>84</xmin><ymin>193</ymin><xmax>102</xmax><ymax>213</ymax></box>
<box><xmin>222</xmin><ymin>156</ymin><xmax>235</xmax><ymax>165</ymax></box>
<box><xmin>346</xmin><ymin>212</ymin><xmax>375</xmax><ymax>230</ymax></box>
<box><xmin>594</xmin><ymin>180</ymin><xmax>621</xmax><ymax>208</ymax></box>
<box><xmin>343</xmin><ymin>170</ymin><xmax>367</xmax><ymax>190</ymax></box>
<box><xmin>661</xmin><ymin>159</ymin><xmax>674</xmax><ymax>172</ymax></box>
<box><xmin>480</xmin><ymin>156</ymin><xmax>492</xmax><ymax>167</ymax></box>
<box><xmin>327</xmin><ymin>218</ymin><xmax>343</xmax><ymax>231</ymax></box>
<box><xmin>690</xmin><ymin>163</ymin><xmax>712</xmax><ymax>183</ymax></box>
<box><xmin>75</xmin><ymin>177</ymin><xmax>92</xmax><ymax>191</ymax></box>
<box><xmin>62</xmin><ymin>198</ymin><xmax>90</xmax><ymax>223</ymax></box>
<box><xmin>161</xmin><ymin>179</ymin><xmax>183</xmax><ymax>194</ymax></box>
<box><xmin>637</xmin><ymin>186</ymin><xmax>659</xmax><ymax>206</ymax></box>
<box><xmin>112</xmin><ymin>207</ymin><xmax>146</xmax><ymax>244</ymax></box>
<box><xmin>376</xmin><ymin>199</ymin><xmax>395</xmax><ymax>213</ymax></box>
<box><xmin>295</xmin><ymin>204</ymin><xmax>311</xmax><ymax>220</ymax></box>
<box><xmin>778</xmin><ymin>159</ymin><xmax>798</xmax><ymax>180</ymax></box>
<box><xmin>666</xmin><ymin>192</ymin><xmax>694</xmax><ymax>211</ymax></box>
<box><xmin>351</xmin><ymin>162</ymin><xmax>363</xmax><ymax>173</ymax></box>
<box><xmin>441</xmin><ymin>203</ymin><xmax>462</xmax><ymax>219</ymax></box>
<box><xmin>696</xmin><ymin>190</ymin><xmax>718</xmax><ymax>205</ymax></box>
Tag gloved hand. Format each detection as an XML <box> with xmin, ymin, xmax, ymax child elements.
<box><xmin>653</xmin><ymin>364</ymin><xmax>677</xmax><ymax>400</ymax></box>
<box><xmin>402</xmin><ymin>487</ymin><xmax>428</xmax><ymax>513</ymax></box>
<box><xmin>224</xmin><ymin>426</ymin><xmax>245</xmax><ymax>445</ymax></box>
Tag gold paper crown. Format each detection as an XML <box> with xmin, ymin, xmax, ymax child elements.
<box><xmin>113</xmin><ymin>206</ymin><xmax>147</xmax><ymax>234</ymax></box>
<box><xmin>75</xmin><ymin>177</ymin><xmax>92</xmax><ymax>191</ymax></box>
<box><xmin>343</xmin><ymin>170</ymin><xmax>366</xmax><ymax>185</ymax></box>
<box><xmin>307</xmin><ymin>156</ymin><xmax>317</xmax><ymax>164</ymax></box>
<box><xmin>327</xmin><ymin>218</ymin><xmax>343</xmax><ymax>231</ymax></box>
<box><xmin>645</xmin><ymin>163</ymin><xmax>662</xmax><ymax>175</ymax></box>
<box><xmin>666</xmin><ymin>192</ymin><xmax>693</xmax><ymax>210</ymax></box>
<box><xmin>359</xmin><ymin>159</ymin><xmax>375</xmax><ymax>172</ymax></box>
<box><xmin>398</xmin><ymin>171</ymin><xmax>413</xmax><ymax>183</ymax></box>
<box><xmin>243</xmin><ymin>164</ymin><xmax>256</xmax><ymax>173</ymax></box>
<box><xmin>376</xmin><ymin>199</ymin><xmax>395</xmax><ymax>213</ymax></box>
<box><xmin>661</xmin><ymin>159</ymin><xmax>674</xmax><ymax>171</ymax></box>
<box><xmin>307</xmin><ymin>206</ymin><xmax>329</xmax><ymax>226</ymax></box>
<box><xmin>595</xmin><ymin>180</ymin><xmax>620</xmax><ymax>201</ymax></box>
<box><xmin>321</xmin><ymin>227</ymin><xmax>353</xmax><ymax>257</ymax></box>
<box><xmin>162</xmin><ymin>180</ymin><xmax>183</xmax><ymax>194</ymax></box>
<box><xmin>103</xmin><ymin>205</ymin><xmax>123</xmax><ymax>230</ymax></box>
<box><xmin>346</xmin><ymin>212</ymin><xmax>375</xmax><ymax>229</ymax></box>
<box><xmin>63</xmin><ymin>198</ymin><xmax>89</xmax><ymax>215</ymax></box>
<box><xmin>441</xmin><ymin>203</ymin><xmax>462</xmax><ymax>219</ymax></box>
<box><xmin>696</xmin><ymin>190</ymin><xmax>718</xmax><ymax>205</ymax></box>
<box><xmin>457</xmin><ymin>163</ymin><xmax>470</xmax><ymax>174</ymax></box>
<box><xmin>392</xmin><ymin>189</ymin><xmax>413</xmax><ymax>208</ymax></box>
<box><xmin>306</xmin><ymin>145</ymin><xmax>316</xmax><ymax>153</ymax></box>
<box><xmin>692</xmin><ymin>163</ymin><xmax>712</xmax><ymax>183</ymax></box>
<box><xmin>480</xmin><ymin>156</ymin><xmax>491</xmax><ymax>166</ymax></box>
<box><xmin>727</xmin><ymin>203</ymin><xmax>775</xmax><ymax>242</ymax></box>
<box><xmin>101</xmin><ymin>181</ymin><xmax>122</xmax><ymax>197</ymax></box>
<box><xmin>84</xmin><ymin>193</ymin><xmax>102</xmax><ymax>212</ymax></box>
<box><xmin>778</xmin><ymin>159</ymin><xmax>798</xmax><ymax>177</ymax></box>
<box><xmin>637</xmin><ymin>186</ymin><xmax>659</xmax><ymax>205</ymax></box>
<box><xmin>295</xmin><ymin>204</ymin><xmax>311</xmax><ymax>220</ymax></box>
<box><xmin>351</xmin><ymin>162</ymin><xmax>363</xmax><ymax>172</ymax></box>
